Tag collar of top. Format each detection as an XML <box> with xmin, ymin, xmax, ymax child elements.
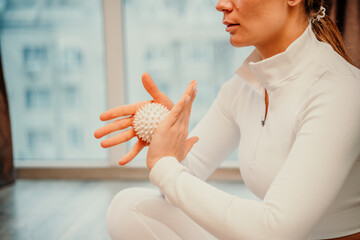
<box><xmin>236</xmin><ymin>23</ymin><xmax>322</xmax><ymax>93</ymax></box>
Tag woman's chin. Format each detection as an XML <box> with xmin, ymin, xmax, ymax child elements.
<box><xmin>229</xmin><ymin>37</ymin><xmax>249</xmax><ymax>48</ymax></box>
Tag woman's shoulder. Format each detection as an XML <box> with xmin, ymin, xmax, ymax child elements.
<box><xmin>217</xmin><ymin>74</ymin><xmax>247</xmax><ymax>98</ymax></box>
<box><xmin>294</xmin><ymin>44</ymin><xmax>360</xmax><ymax>121</ymax></box>
<box><xmin>294</xmin><ymin>62</ymin><xmax>360</xmax><ymax>133</ymax></box>
<box><xmin>298</xmin><ymin>42</ymin><xmax>360</xmax><ymax>104</ymax></box>
<box><xmin>211</xmin><ymin>74</ymin><xmax>251</xmax><ymax>116</ymax></box>
<box><xmin>298</xmin><ymin>59</ymin><xmax>360</xmax><ymax>120</ymax></box>
<box><xmin>316</xmin><ymin>42</ymin><xmax>360</xmax><ymax>81</ymax></box>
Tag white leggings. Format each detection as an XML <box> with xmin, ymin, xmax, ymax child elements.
<box><xmin>106</xmin><ymin>187</ymin><xmax>217</xmax><ymax>240</ymax></box>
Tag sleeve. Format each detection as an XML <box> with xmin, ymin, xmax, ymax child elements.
<box><xmin>180</xmin><ymin>78</ymin><xmax>241</xmax><ymax>180</ymax></box>
<box><xmin>149</xmin><ymin>74</ymin><xmax>360</xmax><ymax>240</ymax></box>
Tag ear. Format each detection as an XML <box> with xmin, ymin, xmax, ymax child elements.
<box><xmin>288</xmin><ymin>0</ymin><xmax>302</xmax><ymax>7</ymax></box>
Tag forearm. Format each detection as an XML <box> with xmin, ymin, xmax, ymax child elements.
<box><xmin>150</xmin><ymin>157</ymin><xmax>302</xmax><ymax>240</ymax></box>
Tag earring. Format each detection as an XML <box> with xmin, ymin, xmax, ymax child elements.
<box><xmin>290</xmin><ymin>0</ymin><xmax>294</xmax><ymax>4</ymax></box>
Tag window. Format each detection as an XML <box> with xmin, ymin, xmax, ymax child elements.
<box><xmin>68</xmin><ymin>127</ymin><xmax>83</xmax><ymax>147</ymax></box>
<box><xmin>61</xmin><ymin>48</ymin><xmax>83</xmax><ymax>72</ymax></box>
<box><xmin>7</xmin><ymin>0</ymin><xmax>36</xmax><ymax>9</ymax></box>
<box><xmin>23</xmin><ymin>46</ymin><xmax>48</xmax><ymax>73</ymax></box>
<box><xmin>25</xmin><ymin>88</ymin><xmax>50</xmax><ymax>110</ymax></box>
<box><xmin>63</xmin><ymin>85</ymin><xmax>81</xmax><ymax>108</ymax></box>
<box><xmin>1</xmin><ymin>0</ymin><xmax>107</xmax><ymax>162</ymax></box>
<box><xmin>27</xmin><ymin>129</ymin><xmax>54</xmax><ymax>158</ymax></box>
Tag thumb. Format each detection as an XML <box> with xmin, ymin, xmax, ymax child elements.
<box><xmin>183</xmin><ymin>136</ymin><xmax>199</xmax><ymax>158</ymax></box>
<box><xmin>142</xmin><ymin>72</ymin><xmax>164</xmax><ymax>100</ymax></box>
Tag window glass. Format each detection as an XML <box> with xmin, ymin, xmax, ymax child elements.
<box><xmin>0</xmin><ymin>0</ymin><xmax>107</xmax><ymax>161</ymax></box>
<box><xmin>123</xmin><ymin>0</ymin><xmax>254</xmax><ymax>162</ymax></box>
<box><xmin>25</xmin><ymin>88</ymin><xmax>51</xmax><ymax>109</ymax></box>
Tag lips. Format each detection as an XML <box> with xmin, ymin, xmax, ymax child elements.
<box><xmin>223</xmin><ymin>20</ymin><xmax>240</xmax><ymax>26</ymax></box>
<box><xmin>227</xmin><ymin>23</ymin><xmax>240</xmax><ymax>27</ymax></box>
<box><xmin>224</xmin><ymin>23</ymin><xmax>240</xmax><ymax>32</ymax></box>
<box><xmin>223</xmin><ymin>20</ymin><xmax>240</xmax><ymax>32</ymax></box>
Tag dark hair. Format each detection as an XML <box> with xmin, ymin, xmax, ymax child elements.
<box><xmin>305</xmin><ymin>0</ymin><xmax>354</xmax><ymax>65</ymax></box>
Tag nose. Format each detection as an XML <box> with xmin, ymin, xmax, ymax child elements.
<box><xmin>216</xmin><ymin>0</ymin><xmax>233</xmax><ymax>12</ymax></box>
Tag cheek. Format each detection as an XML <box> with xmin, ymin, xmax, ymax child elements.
<box><xmin>237</xmin><ymin>0</ymin><xmax>284</xmax><ymax>27</ymax></box>
<box><xmin>232</xmin><ymin>0</ymin><xmax>287</xmax><ymax>45</ymax></box>
<box><xmin>229</xmin><ymin>0</ymin><xmax>266</xmax><ymax>47</ymax></box>
<box><xmin>233</xmin><ymin>0</ymin><xmax>272</xmax><ymax>37</ymax></box>
<box><xmin>233</xmin><ymin>0</ymin><xmax>260</xmax><ymax>22</ymax></box>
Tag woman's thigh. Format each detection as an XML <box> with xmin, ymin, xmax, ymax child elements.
<box><xmin>106</xmin><ymin>187</ymin><xmax>216</xmax><ymax>240</ymax></box>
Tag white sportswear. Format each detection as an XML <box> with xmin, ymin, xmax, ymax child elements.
<box><xmin>107</xmin><ymin>23</ymin><xmax>360</xmax><ymax>239</ymax></box>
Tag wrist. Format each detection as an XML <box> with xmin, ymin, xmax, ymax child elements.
<box><xmin>147</xmin><ymin>154</ymin><xmax>178</xmax><ymax>170</ymax></box>
<box><xmin>149</xmin><ymin>156</ymin><xmax>181</xmax><ymax>183</ymax></box>
<box><xmin>147</xmin><ymin>156</ymin><xmax>160</xmax><ymax>170</ymax></box>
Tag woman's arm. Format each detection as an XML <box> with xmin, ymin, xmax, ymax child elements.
<box><xmin>94</xmin><ymin>73</ymin><xmax>240</xmax><ymax>171</ymax></box>
<box><xmin>149</xmin><ymin>74</ymin><xmax>360</xmax><ymax>239</ymax></box>
<box><xmin>180</xmin><ymin>79</ymin><xmax>241</xmax><ymax>180</ymax></box>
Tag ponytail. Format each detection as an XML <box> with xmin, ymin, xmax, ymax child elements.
<box><xmin>305</xmin><ymin>0</ymin><xmax>354</xmax><ymax>65</ymax></box>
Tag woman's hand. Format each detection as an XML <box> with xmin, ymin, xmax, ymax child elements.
<box><xmin>94</xmin><ymin>72</ymin><xmax>196</xmax><ymax>166</ymax></box>
<box><xmin>146</xmin><ymin>81</ymin><xmax>198</xmax><ymax>170</ymax></box>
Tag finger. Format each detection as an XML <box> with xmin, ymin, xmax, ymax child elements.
<box><xmin>118</xmin><ymin>140</ymin><xmax>146</xmax><ymax>165</ymax></box>
<box><xmin>159</xmin><ymin>81</ymin><xmax>196</xmax><ymax>128</ymax></box>
<box><xmin>183</xmin><ymin>136</ymin><xmax>200</xmax><ymax>160</ymax></box>
<box><xmin>183</xmin><ymin>80</ymin><xmax>197</xmax><ymax>98</ymax></box>
<box><xmin>178</xmin><ymin>82</ymin><xmax>197</xmax><ymax>126</ymax></box>
<box><xmin>184</xmin><ymin>83</ymin><xmax>197</xmax><ymax>126</ymax></box>
<box><xmin>142</xmin><ymin>73</ymin><xmax>164</xmax><ymax>100</ymax></box>
<box><xmin>162</xmin><ymin>94</ymin><xmax>190</xmax><ymax>128</ymax></box>
<box><xmin>171</xmin><ymin>81</ymin><xmax>197</xmax><ymax>127</ymax></box>
<box><xmin>142</xmin><ymin>72</ymin><xmax>195</xmax><ymax>103</ymax></box>
<box><xmin>100</xmin><ymin>128</ymin><xmax>136</xmax><ymax>148</ymax></box>
<box><xmin>94</xmin><ymin>116</ymin><xmax>134</xmax><ymax>139</ymax></box>
<box><xmin>142</xmin><ymin>73</ymin><xmax>174</xmax><ymax>111</ymax></box>
<box><xmin>100</xmin><ymin>100</ymin><xmax>152</xmax><ymax>121</ymax></box>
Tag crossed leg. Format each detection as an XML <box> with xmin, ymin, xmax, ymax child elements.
<box><xmin>106</xmin><ymin>187</ymin><xmax>217</xmax><ymax>240</ymax></box>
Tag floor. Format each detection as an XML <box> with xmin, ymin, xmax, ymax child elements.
<box><xmin>0</xmin><ymin>179</ymin><xmax>258</xmax><ymax>240</ymax></box>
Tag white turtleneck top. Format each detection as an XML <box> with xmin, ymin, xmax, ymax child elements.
<box><xmin>149</xmin><ymin>24</ymin><xmax>360</xmax><ymax>240</ymax></box>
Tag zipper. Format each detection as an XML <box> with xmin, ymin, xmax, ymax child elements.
<box><xmin>262</xmin><ymin>89</ymin><xmax>269</xmax><ymax>127</ymax></box>
<box><xmin>251</xmin><ymin>88</ymin><xmax>269</xmax><ymax>169</ymax></box>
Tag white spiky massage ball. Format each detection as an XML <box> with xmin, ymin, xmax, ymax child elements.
<box><xmin>133</xmin><ymin>103</ymin><xmax>170</xmax><ymax>143</ymax></box>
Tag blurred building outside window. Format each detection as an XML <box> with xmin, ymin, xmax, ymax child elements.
<box><xmin>0</xmin><ymin>0</ymin><xmax>107</xmax><ymax>162</ymax></box>
<box><xmin>23</xmin><ymin>46</ymin><xmax>48</xmax><ymax>73</ymax></box>
<box><xmin>25</xmin><ymin>87</ymin><xmax>50</xmax><ymax>109</ymax></box>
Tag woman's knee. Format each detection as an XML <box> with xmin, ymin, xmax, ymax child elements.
<box><xmin>106</xmin><ymin>187</ymin><xmax>159</xmax><ymax>239</ymax></box>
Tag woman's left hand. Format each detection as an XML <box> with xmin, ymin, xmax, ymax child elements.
<box><xmin>146</xmin><ymin>81</ymin><xmax>199</xmax><ymax>170</ymax></box>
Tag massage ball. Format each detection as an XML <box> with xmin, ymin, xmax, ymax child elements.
<box><xmin>133</xmin><ymin>103</ymin><xmax>170</xmax><ymax>143</ymax></box>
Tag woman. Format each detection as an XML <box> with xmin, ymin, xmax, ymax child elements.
<box><xmin>95</xmin><ymin>0</ymin><xmax>360</xmax><ymax>239</ymax></box>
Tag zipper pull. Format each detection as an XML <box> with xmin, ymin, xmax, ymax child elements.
<box><xmin>261</xmin><ymin>119</ymin><xmax>265</xmax><ymax>127</ymax></box>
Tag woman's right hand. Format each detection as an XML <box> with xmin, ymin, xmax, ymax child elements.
<box><xmin>94</xmin><ymin>72</ymin><xmax>196</xmax><ymax>165</ymax></box>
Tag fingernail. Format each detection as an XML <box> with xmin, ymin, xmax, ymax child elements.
<box><xmin>192</xmin><ymin>84</ymin><xmax>197</xmax><ymax>92</ymax></box>
<box><xmin>186</xmin><ymin>96</ymin><xmax>191</xmax><ymax>103</ymax></box>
